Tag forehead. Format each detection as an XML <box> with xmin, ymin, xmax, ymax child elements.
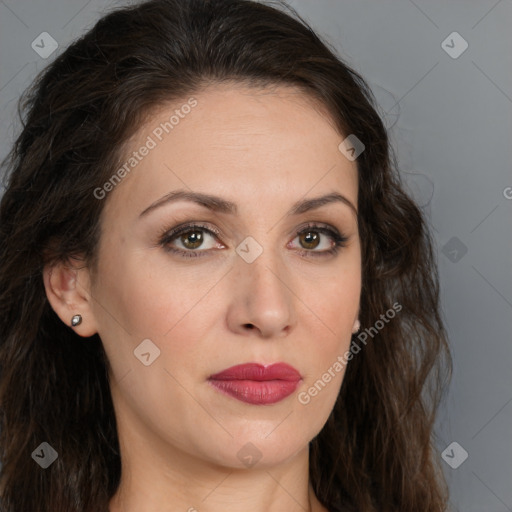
<box><xmin>102</xmin><ymin>83</ymin><xmax>358</xmax><ymax>221</ymax></box>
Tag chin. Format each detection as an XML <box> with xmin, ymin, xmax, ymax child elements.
<box><xmin>189</xmin><ymin>428</ymin><xmax>312</xmax><ymax>471</ymax></box>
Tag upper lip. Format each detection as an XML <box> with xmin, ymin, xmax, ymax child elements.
<box><xmin>209</xmin><ymin>363</ymin><xmax>301</xmax><ymax>381</ymax></box>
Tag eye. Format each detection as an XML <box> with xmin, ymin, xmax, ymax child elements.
<box><xmin>158</xmin><ymin>223</ymin><xmax>224</xmax><ymax>258</ymax></box>
<box><xmin>158</xmin><ymin>221</ymin><xmax>348</xmax><ymax>259</ymax></box>
<box><xmin>289</xmin><ymin>223</ymin><xmax>348</xmax><ymax>257</ymax></box>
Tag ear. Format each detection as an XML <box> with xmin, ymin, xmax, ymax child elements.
<box><xmin>43</xmin><ymin>256</ymin><xmax>99</xmax><ymax>337</ymax></box>
<box><xmin>352</xmin><ymin>318</ymin><xmax>360</xmax><ymax>334</ymax></box>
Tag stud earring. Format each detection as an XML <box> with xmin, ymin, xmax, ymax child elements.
<box><xmin>352</xmin><ymin>319</ymin><xmax>360</xmax><ymax>334</ymax></box>
<box><xmin>71</xmin><ymin>314</ymin><xmax>82</xmax><ymax>327</ymax></box>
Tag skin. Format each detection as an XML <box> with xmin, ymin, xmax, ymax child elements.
<box><xmin>44</xmin><ymin>83</ymin><xmax>361</xmax><ymax>512</ymax></box>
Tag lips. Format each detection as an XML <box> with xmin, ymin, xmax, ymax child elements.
<box><xmin>208</xmin><ymin>363</ymin><xmax>302</xmax><ymax>405</ymax></box>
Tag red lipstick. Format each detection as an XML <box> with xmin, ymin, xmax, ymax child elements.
<box><xmin>208</xmin><ymin>363</ymin><xmax>302</xmax><ymax>405</ymax></box>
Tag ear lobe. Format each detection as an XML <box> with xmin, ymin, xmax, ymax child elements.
<box><xmin>42</xmin><ymin>259</ymin><xmax>98</xmax><ymax>337</ymax></box>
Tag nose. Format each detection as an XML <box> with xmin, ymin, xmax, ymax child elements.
<box><xmin>225</xmin><ymin>248</ymin><xmax>297</xmax><ymax>339</ymax></box>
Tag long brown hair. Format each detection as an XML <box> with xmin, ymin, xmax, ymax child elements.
<box><xmin>0</xmin><ymin>1</ymin><xmax>452</xmax><ymax>510</ymax></box>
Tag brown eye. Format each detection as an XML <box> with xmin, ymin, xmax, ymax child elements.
<box><xmin>159</xmin><ymin>222</ymin><xmax>346</xmax><ymax>259</ymax></box>
<box><xmin>180</xmin><ymin>230</ymin><xmax>204</xmax><ymax>249</ymax></box>
<box><xmin>299</xmin><ymin>231</ymin><xmax>320</xmax><ymax>250</ymax></box>
<box><xmin>289</xmin><ymin>224</ymin><xmax>348</xmax><ymax>257</ymax></box>
<box><xmin>159</xmin><ymin>223</ymin><xmax>222</xmax><ymax>258</ymax></box>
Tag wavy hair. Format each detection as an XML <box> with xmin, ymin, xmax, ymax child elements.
<box><xmin>0</xmin><ymin>0</ymin><xmax>452</xmax><ymax>510</ymax></box>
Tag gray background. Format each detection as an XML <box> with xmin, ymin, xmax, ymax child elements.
<box><xmin>1</xmin><ymin>0</ymin><xmax>511</xmax><ymax>511</ymax></box>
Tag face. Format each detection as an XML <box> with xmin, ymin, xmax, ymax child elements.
<box><xmin>87</xmin><ymin>84</ymin><xmax>361</xmax><ymax>470</ymax></box>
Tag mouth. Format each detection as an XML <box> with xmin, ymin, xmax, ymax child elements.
<box><xmin>208</xmin><ymin>362</ymin><xmax>302</xmax><ymax>405</ymax></box>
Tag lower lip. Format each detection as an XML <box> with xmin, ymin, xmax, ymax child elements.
<box><xmin>208</xmin><ymin>379</ymin><xmax>301</xmax><ymax>405</ymax></box>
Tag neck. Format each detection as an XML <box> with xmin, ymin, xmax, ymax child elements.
<box><xmin>108</xmin><ymin>442</ymin><xmax>327</xmax><ymax>512</ymax></box>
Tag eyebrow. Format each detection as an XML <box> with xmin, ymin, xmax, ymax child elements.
<box><xmin>139</xmin><ymin>189</ymin><xmax>357</xmax><ymax>218</ymax></box>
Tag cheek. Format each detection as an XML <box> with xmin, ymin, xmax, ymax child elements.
<box><xmin>91</xmin><ymin>248</ymin><xmax>224</xmax><ymax>383</ymax></box>
<box><xmin>92</xmin><ymin>256</ymin><xmax>218</xmax><ymax>449</ymax></box>
<box><xmin>300</xmin><ymin>259</ymin><xmax>361</xmax><ymax>336</ymax></box>
<box><xmin>94</xmin><ymin>246</ymin><xmax>212</xmax><ymax>336</ymax></box>
<box><xmin>294</xmin><ymin>263</ymin><xmax>361</xmax><ymax>411</ymax></box>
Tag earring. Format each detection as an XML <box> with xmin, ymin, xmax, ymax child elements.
<box><xmin>71</xmin><ymin>314</ymin><xmax>82</xmax><ymax>327</ymax></box>
<box><xmin>352</xmin><ymin>319</ymin><xmax>360</xmax><ymax>334</ymax></box>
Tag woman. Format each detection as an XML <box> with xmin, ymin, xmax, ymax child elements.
<box><xmin>0</xmin><ymin>0</ymin><xmax>452</xmax><ymax>511</ymax></box>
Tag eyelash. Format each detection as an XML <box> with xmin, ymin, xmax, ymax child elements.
<box><xmin>157</xmin><ymin>222</ymin><xmax>348</xmax><ymax>259</ymax></box>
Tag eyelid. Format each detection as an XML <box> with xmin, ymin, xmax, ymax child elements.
<box><xmin>290</xmin><ymin>222</ymin><xmax>348</xmax><ymax>251</ymax></box>
<box><xmin>157</xmin><ymin>221</ymin><xmax>222</xmax><ymax>243</ymax></box>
